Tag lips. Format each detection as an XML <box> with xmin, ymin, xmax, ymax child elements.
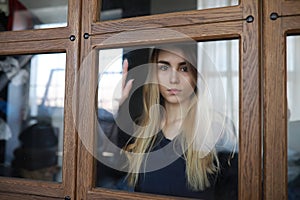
<box><xmin>167</xmin><ymin>88</ymin><xmax>181</xmax><ymax>95</ymax></box>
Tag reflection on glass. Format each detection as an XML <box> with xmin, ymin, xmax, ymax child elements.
<box><xmin>287</xmin><ymin>36</ymin><xmax>300</xmax><ymax>200</ymax></box>
<box><xmin>0</xmin><ymin>53</ymin><xmax>65</xmax><ymax>182</ymax></box>
<box><xmin>96</xmin><ymin>40</ymin><xmax>239</xmax><ymax>199</ymax></box>
<box><xmin>0</xmin><ymin>0</ymin><xmax>68</xmax><ymax>31</ymax></box>
<box><xmin>100</xmin><ymin>0</ymin><xmax>238</xmax><ymax>21</ymax></box>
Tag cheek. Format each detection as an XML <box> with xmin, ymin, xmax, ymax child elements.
<box><xmin>157</xmin><ymin>72</ymin><xmax>167</xmax><ymax>85</ymax></box>
<box><xmin>158</xmin><ymin>84</ymin><xmax>164</xmax><ymax>95</ymax></box>
<box><xmin>182</xmin><ymin>78</ymin><xmax>196</xmax><ymax>96</ymax></box>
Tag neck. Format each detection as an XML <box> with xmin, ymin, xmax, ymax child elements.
<box><xmin>161</xmin><ymin>100</ymin><xmax>191</xmax><ymax>140</ymax></box>
<box><xmin>164</xmin><ymin>100</ymin><xmax>190</xmax><ymax>123</ymax></box>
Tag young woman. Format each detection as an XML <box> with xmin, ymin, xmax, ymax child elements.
<box><xmin>119</xmin><ymin>43</ymin><xmax>237</xmax><ymax>199</ymax></box>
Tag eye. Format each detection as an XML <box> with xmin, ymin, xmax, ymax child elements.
<box><xmin>179</xmin><ymin>66</ymin><xmax>189</xmax><ymax>72</ymax></box>
<box><xmin>159</xmin><ymin>64</ymin><xmax>169</xmax><ymax>71</ymax></box>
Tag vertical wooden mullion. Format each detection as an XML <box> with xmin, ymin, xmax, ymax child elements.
<box><xmin>0</xmin><ymin>0</ymin><xmax>82</xmax><ymax>199</ymax></box>
<box><xmin>240</xmin><ymin>0</ymin><xmax>262</xmax><ymax>199</ymax></box>
<box><xmin>62</xmin><ymin>0</ymin><xmax>82</xmax><ymax>199</ymax></box>
<box><xmin>76</xmin><ymin>0</ymin><xmax>98</xmax><ymax>199</ymax></box>
<box><xmin>263</xmin><ymin>0</ymin><xmax>287</xmax><ymax>199</ymax></box>
<box><xmin>79</xmin><ymin>0</ymin><xmax>266</xmax><ymax>200</ymax></box>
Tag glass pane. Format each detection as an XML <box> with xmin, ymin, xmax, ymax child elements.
<box><xmin>99</xmin><ymin>0</ymin><xmax>238</xmax><ymax>21</ymax></box>
<box><xmin>95</xmin><ymin>40</ymin><xmax>239</xmax><ymax>199</ymax></box>
<box><xmin>0</xmin><ymin>53</ymin><xmax>65</xmax><ymax>182</ymax></box>
<box><xmin>287</xmin><ymin>35</ymin><xmax>300</xmax><ymax>200</ymax></box>
<box><xmin>0</xmin><ymin>0</ymin><xmax>67</xmax><ymax>31</ymax></box>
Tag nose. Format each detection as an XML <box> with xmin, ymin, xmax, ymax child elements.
<box><xmin>169</xmin><ymin>69</ymin><xmax>179</xmax><ymax>84</ymax></box>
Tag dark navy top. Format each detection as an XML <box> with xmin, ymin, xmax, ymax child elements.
<box><xmin>134</xmin><ymin>131</ymin><xmax>238</xmax><ymax>199</ymax></box>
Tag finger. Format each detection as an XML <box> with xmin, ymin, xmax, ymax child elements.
<box><xmin>120</xmin><ymin>79</ymin><xmax>134</xmax><ymax>106</ymax></box>
<box><xmin>124</xmin><ymin>79</ymin><xmax>134</xmax><ymax>95</ymax></box>
<box><xmin>122</xmin><ymin>59</ymin><xmax>129</xmax><ymax>89</ymax></box>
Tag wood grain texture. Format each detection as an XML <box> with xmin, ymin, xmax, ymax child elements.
<box><xmin>75</xmin><ymin>50</ymin><xmax>98</xmax><ymax>200</ymax></box>
<box><xmin>0</xmin><ymin>39</ymin><xmax>71</xmax><ymax>200</ymax></box>
<box><xmin>62</xmin><ymin>36</ymin><xmax>81</xmax><ymax>200</ymax></box>
<box><xmin>0</xmin><ymin>0</ymin><xmax>81</xmax><ymax>199</ymax></box>
<box><xmin>263</xmin><ymin>1</ymin><xmax>300</xmax><ymax>200</ymax></box>
<box><xmin>61</xmin><ymin>1</ymin><xmax>82</xmax><ymax>199</ymax></box>
<box><xmin>79</xmin><ymin>1</ymin><xmax>256</xmax><ymax>200</ymax></box>
<box><xmin>0</xmin><ymin>192</ymin><xmax>60</xmax><ymax>200</ymax></box>
<box><xmin>91</xmin><ymin>21</ymin><xmax>242</xmax><ymax>49</ymax></box>
<box><xmin>263</xmin><ymin>26</ymin><xmax>287</xmax><ymax>200</ymax></box>
<box><xmin>0</xmin><ymin>0</ymin><xmax>82</xmax><ymax>43</ymax></box>
<box><xmin>263</xmin><ymin>0</ymin><xmax>287</xmax><ymax>199</ymax></box>
<box><xmin>91</xmin><ymin>6</ymin><xmax>243</xmax><ymax>35</ymax></box>
<box><xmin>88</xmin><ymin>189</ymin><xmax>192</xmax><ymax>200</ymax></box>
<box><xmin>76</xmin><ymin>0</ymin><xmax>98</xmax><ymax>199</ymax></box>
<box><xmin>2</xmin><ymin>0</ymin><xmax>299</xmax><ymax>199</ymax></box>
<box><xmin>0</xmin><ymin>178</ymin><xmax>63</xmax><ymax>198</ymax></box>
<box><xmin>282</xmin><ymin>1</ymin><xmax>300</xmax><ymax>16</ymax></box>
<box><xmin>240</xmin><ymin>0</ymin><xmax>262</xmax><ymax>200</ymax></box>
<box><xmin>282</xmin><ymin>16</ymin><xmax>300</xmax><ymax>34</ymax></box>
<box><xmin>0</xmin><ymin>39</ymin><xmax>68</xmax><ymax>54</ymax></box>
<box><xmin>0</xmin><ymin>27</ymin><xmax>71</xmax><ymax>43</ymax></box>
<box><xmin>0</xmin><ymin>39</ymin><xmax>79</xmax><ymax>199</ymax></box>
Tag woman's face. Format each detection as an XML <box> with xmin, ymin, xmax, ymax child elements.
<box><xmin>156</xmin><ymin>49</ymin><xmax>197</xmax><ymax>105</ymax></box>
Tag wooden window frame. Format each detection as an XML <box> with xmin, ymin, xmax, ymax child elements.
<box><xmin>263</xmin><ymin>0</ymin><xmax>300</xmax><ymax>199</ymax></box>
<box><xmin>77</xmin><ymin>0</ymin><xmax>262</xmax><ymax>200</ymax></box>
<box><xmin>0</xmin><ymin>0</ymin><xmax>81</xmax><ymax>199</ymax></box>
<box><xmin>0</xmin><ymin>0</ymin><xmax>298</xmax><ymax>199</ymax></box>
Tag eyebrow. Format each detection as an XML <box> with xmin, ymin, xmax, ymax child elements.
<box><xmin>157</xmin><ymin>60</ymin><xmax>187</xmax><ymax>66</ymax></box>
<box><xmin>157</xmin><ymin>61</ymin><xmax>170</xmax><ymax>65</ymax></box>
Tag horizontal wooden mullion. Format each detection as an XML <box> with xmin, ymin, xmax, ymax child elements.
<box><xmin>87</xmin><ymin>188</ymin><xmax>189</xmax><ymax>200</ymax></box>
<box><xmin>91</xmin><ymin>6</ymin><xmax>243</xmax><ymax>35</ymax></box>
<box><xmin>282</xmin><ymin>16</ymin><xmax>300</xmax><ymax>34</ymax></box>
<box><xmin>0</xmin><ymin>39</ymin><xmax>72</xmax><ymax>55</ymax></box>
<box><xmin>282</xmin><ymin>1</ymin><xmax>300</xmax><ymax>17</ymax></box>
<box><xmin>90</xmin><ymin>21</ymin><xmax>242</xmax><ymax>49</ymax></box>
<box><xmin>0</xmin><ymin>27</ymin><xmax>72</xmax><ymax>44</ymax></box>
<box><xmin>0</xmin><ymin>178</ymin><xmax>64</xmax><ymax>198</ymax></box>
<box><xmin>0</xmin><ymin>192</ymin><xmax>60</xmax><ymax>200</ymax></box>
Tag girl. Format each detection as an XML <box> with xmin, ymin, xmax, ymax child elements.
<box><xmin>119</xmin><ymin>43</ymin><xmax>237</xmax><ymax>199</ymax></box>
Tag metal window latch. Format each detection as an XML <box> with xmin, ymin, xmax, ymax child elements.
<box><xmin>64</xmin><ymin>196</ymin><xmax>71</xmax><ymax>200</ymax></box>
<box><xmin>83</xmin><ymin>33</ymin><xmax>90</xmax><ymax>39</ymax></box>
<box><xmin>246</xmin><ymin>15</ymin><xmax>254</xmax><ymax>23</ymax></box>
<box><xmin>270</xmin><ymin>12</ymin><xmax>279</xmax><ymax>20</ymax></box>
<box><xmin>69</xmin><ymin>35</ymin><xmax>76</xmax><ymax>41</ymax></box>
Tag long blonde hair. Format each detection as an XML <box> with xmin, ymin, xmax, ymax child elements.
<box><xmin>125</xmin><ymin>43</ymin><xmax>220</xmax><ymax>191</ymax></box>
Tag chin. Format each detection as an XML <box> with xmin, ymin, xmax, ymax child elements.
<box><xmin>164</xmin><ymin>96</ymin><xmax>184</xmax><ymax>104</ymax></box>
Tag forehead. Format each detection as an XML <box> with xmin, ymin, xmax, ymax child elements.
<box><xmin>157</xmin><ymin>48</ymin><xmax>186</xmax><ymax>62</ymax></box>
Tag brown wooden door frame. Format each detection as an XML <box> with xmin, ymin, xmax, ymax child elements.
<box><xmin>0</xmin><ymin>0</ymin><xmax>81</xmax><ymax>199</ymax></box>
<box><xmin>77</xmin><ymin>0</ymin><xmax>262</xmax><ymax>199</ymax></box>
<box><xmin>263</xmin><ymin>0</ymin><xmax>300</xmax><ymax>199</ymax></box>
<box><xmin>1</xmin><ymin>0</ymin><xmax>299</xmax><ymax>199</ymax></box>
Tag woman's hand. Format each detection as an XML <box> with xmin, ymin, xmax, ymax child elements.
<box><xmin>119</xmin><ymin>59</ymin><xmax>134</xmax><ymax>106</ymax></box>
